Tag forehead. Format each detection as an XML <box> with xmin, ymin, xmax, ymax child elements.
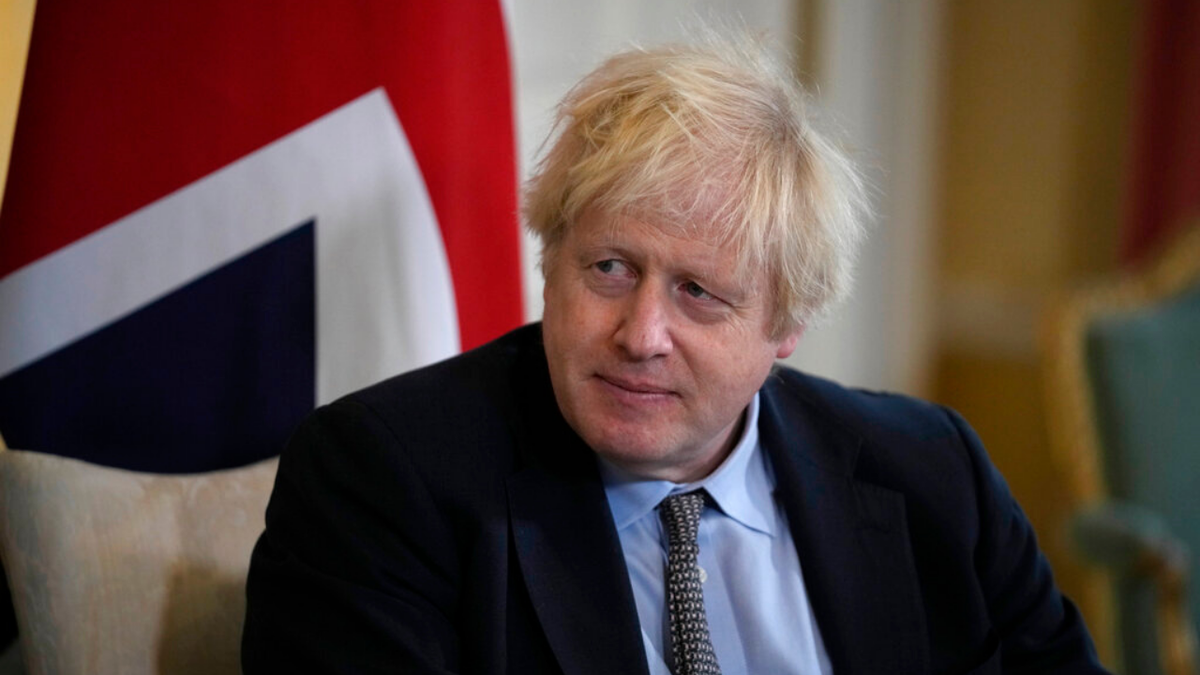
<box><xmin>575</xmin><ymin>207</ymin><xmax>725</xmax><ymax>261</ymax></box>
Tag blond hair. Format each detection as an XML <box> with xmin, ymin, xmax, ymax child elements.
<box><xmin>524</xmin><ymin>36</ymin><xmax>868</xmax><ymax>336</ymax></box>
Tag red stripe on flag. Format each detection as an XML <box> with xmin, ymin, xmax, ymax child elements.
<box><xmin>0</xmin><ymin>0</ymin><xmax>521</xmax><ymax>349</ymax></box>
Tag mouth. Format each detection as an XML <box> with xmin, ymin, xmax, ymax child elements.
<box><xmin>595</xmin><ymin>374</ymin><xmax>678</xmax><ymax>399</ymax></box>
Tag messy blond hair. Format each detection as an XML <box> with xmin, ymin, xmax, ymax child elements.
<box><xmin>524</xmin><ymin>35</ymin><xmax>868</xmax><ymax>336</ymax></box>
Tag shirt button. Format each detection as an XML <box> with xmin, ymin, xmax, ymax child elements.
<box><xmin>698</xmin><ymin>566</ymin><xmax>708</xmax><ymax>583</ymax></box>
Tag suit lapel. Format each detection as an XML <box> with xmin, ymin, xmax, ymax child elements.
<box><xmin>505</xmin><ymin>335</ymin><xmax>649</xmax><ymax>675</ymax></box>
<box><xmin>508</xmin><ymin>464</ymin><xmax>649</xmax><ymax>675</ymax></box>
<box><xmin>760</xmin><ymin>378</ymin><xmax>930</xmax><ymax>675</ymax></box>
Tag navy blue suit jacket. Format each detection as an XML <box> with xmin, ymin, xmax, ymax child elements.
<box><xmin>242</xmin><ymin>323</ymin><xmax>1108</xmax><ymax>674</ymax></box>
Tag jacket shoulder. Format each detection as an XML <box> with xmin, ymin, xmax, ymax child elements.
<box><xmin>289</xmin><ymin>325</ymin><xmax>544</xmax><ymax>497</ymax></box>
<box><xmin>348</xmin><ymin>323</ymin><xmax>538</xmax><ymax>421</ymax></box>
<box><xmin>762</xmin><ymin>365</ymin><xmax>1001</xmax><ymax>536</ymax></box>
<box><xmin>763</xmin><ymin>366</ymin><xmax>972</xmax><ymax>461</ymax></box>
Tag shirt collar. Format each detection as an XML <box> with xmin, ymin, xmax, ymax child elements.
<box><xmin>598</xmin><ymin>393</ymin><xmax>777</xmax><ymax>536</ymax></box>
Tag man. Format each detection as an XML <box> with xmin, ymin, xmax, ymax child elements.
<box><xmin>243</xmin><ymin>38</ymin><xmax>1109</xmax><ymax>674</ymax></box>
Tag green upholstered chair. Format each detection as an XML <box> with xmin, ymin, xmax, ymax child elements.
<box><xmin>1044</xmin><ymin>224</ymin><xmax>1200</xmax><ymax>675</ymax></box>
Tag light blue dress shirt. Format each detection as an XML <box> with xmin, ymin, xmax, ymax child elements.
<box><xmin>599</xmin><ymin>393</ymin><xmax>833</xmax><ymax>675</ymax></box>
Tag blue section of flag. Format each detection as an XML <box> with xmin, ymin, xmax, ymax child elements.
<box><xmin>0</xmin><ymin>221</ymin><xmax>316</xmax><ymax>472</ymax></box>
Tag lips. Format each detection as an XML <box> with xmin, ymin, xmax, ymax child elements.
<box><xmin>595</xmin><ymin>374</ymin><xmax>678</xmax><ymax>397</ymax></box>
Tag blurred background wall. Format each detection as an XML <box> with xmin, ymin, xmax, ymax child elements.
<box><xmin>929</xmin><ymin>3</ymin><xmax>1139</xmax><ymax>664</ymax></box>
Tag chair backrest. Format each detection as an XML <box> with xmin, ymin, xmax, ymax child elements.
<box><xmin>0</xmin><ymin>449</ymin><xmax>278</xmax><ymax>675</ymax></box>
<box><xmin>1089</xmin><ymin>281</ymin><xmax>1200</xmax><ymax>675</ymax></box>
<box><xmin>1044</xmin><ymin>223</ymin><xmax>1200</xmax><ymax>674</ymax></box>
<box><xmin>1087</xmin><ymin>280</ymin><xmax>1200</xmax><ymax>579</ymax></box>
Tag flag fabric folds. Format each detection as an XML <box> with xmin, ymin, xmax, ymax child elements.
<box><xmin>0</xmin><ymin>1</ymin><xmax>523</xmax><ymax>472</ymax></box>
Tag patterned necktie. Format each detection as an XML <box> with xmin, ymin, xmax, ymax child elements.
<box><xmin>659</xmin><ymin>490</ymin><xmax>722</xmax><ymax>675</ymax></box>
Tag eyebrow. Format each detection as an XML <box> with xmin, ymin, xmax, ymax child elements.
<box><xmin>575</xmin><ymin>228</ymin><xmax>755</xmax><ymax>298</ymax></box>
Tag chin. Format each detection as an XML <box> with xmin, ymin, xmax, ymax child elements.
<box><xmin>586</xmin><ymin>429</ymin><xmax>664</xmax><ymax>459</ymax></box>
<box><xmin>575</xmin><ymin>419</ymin><xmax>663</xmax><ymax>458</ymax></box>
<box><xmin>594</xmin><ymin>448</ymin><xmax>676</xmax><ymax>478</ymax></box>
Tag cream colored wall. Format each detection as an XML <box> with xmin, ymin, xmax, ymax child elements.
<box><xmin>783</xmin><ymin>0</ymin><xmax>943</xmax><ymax>394</ymax></box>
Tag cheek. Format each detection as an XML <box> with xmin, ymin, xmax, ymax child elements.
<box><xmin>549</xmin><ymin>282</ymin><xmax>613</xmax><ymax>333</ymax></box>
<box><xmin>697</xmin><ymin>345</ymin><xmax>777</xmax><ymax>396</ymax></box>
<box><xmin>542</xmin><ymin>286</ymin><xmax>597</xmax><ymax>369</ymax></box>
<box><xmin>541</xmin><ymin>277</ymin><xmax>578</xmax><ymax>337</ymax></box>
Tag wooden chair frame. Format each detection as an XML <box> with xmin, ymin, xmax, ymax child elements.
<box><xmin>1042</xmin><ymin>223</ymin><xmax>1200</xmax><ymax>675</ymax></box>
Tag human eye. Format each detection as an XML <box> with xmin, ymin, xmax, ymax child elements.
<box><xmin>678</xmin><ymin>279</ymin><xmax>736</xmax><ymax>323</ymax></box>
<box><xmin>593</xmin><ymin>259</ymin><xmax>632</xmax><ymax>277</ymax></box>
<box><xmin>681</xmin><ymin>280</ymin><xmax>715</xmax><ymax>301</ymax></box>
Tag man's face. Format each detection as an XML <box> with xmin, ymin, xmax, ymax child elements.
<box><xmin>541</xmin><ymin>207</ymin><xmax>801</xmax><ymax>483</ymax></box>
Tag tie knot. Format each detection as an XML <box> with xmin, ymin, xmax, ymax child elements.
<box><xmin>660</xmin><ymin>490</ymin><xmax>707</xmax><ymax>552</ymax></box>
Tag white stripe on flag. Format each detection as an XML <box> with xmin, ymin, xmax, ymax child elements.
<box><xmin>0</xmin><ymin>89</ymin><xmax>460</xmax><ymax>400</ymax></box>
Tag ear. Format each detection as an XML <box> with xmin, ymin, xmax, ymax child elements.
<box><xmin>774</xmin><ymin>326</ymin><xmax>805</xmax><ymax>359</ymax></box>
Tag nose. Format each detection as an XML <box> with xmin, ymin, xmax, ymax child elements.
<box><xmin>612</xmin><ymin>283</ymin><xmax>673</xmax><ymax>361</ymax></box>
